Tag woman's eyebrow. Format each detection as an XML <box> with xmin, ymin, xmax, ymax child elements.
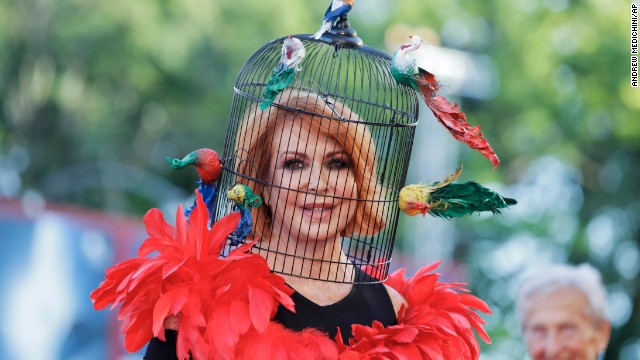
<box><xmin>324</xmin><ymin>150</ymin><xmax>348</xmax><ymax>159</ymax></box>
<box><xmin>278</xmin><ymin>151</ymin><xmax>308</xmax><ymax>159</ymax></box>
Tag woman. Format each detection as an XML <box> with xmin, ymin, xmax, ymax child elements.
<box><xmin>234</xmin><ymin>91</ymin><xmax>406</xmax><ymax>338</ymax></box>
<box><xmin>144</xmin><ymin>91</ymin><xmax>406</xmax><ymax>358</ymax></box>
<box><xmin>90</xmin><ymin>84</ymin><xmax>493</xmax><ymax>359</ymax></box>
<box><xmin>89</xmin><ymin>85</ymin><xmax>496</xmax><ymax>360</ymax></box>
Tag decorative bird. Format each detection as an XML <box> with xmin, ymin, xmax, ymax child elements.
<box><xmin>167</xmin><ymin>148</ymin><xmax>221</xmax><ymax>219</ymax></box>
<box><xmin>398</xmin><ymin>166</ymin><xmax>516</xmax><ymax>218</ymax></box>
<box><xmin>227</xmin><ymin>184</ymin><xmax>262</xmax><ymax>245</ymax></box>
<box><xmin>391</xmin><ymin>35</ymin><xmax>500</xmax><ymax>168</ymax></box>
<box><xmin>313</xmin><ymin>0</ymin><xmax>355</xmax><ymax>39</ymax></box>
<box><xmin>259</xmin><ymin>36</ymin><xmax>306</xmax><ymax>110</ymax></box>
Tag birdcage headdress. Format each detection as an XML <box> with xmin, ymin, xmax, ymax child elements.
<box><xmin>212</xmin><ymin>21</ymin><xmax>419</xmax><ymax>283</ymax></box>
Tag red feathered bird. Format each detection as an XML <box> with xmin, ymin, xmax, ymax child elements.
<box><xmin>391</xmin><ymin>35</ymin><xmax>500</xmax><ymax>168</ymax></box>
<box><xmin>167</xmin><ymin>148</ymin><xmax>222</xmax><ymax>218</ymax></box>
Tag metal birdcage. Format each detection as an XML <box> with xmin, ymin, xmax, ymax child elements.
<box><xmin>213</xmin><ymin>19</ymin><xmax>419</xmax><ymax>283</ymax></box>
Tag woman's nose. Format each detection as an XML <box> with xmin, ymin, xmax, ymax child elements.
<box><xmin>307</xmin><ymin>165</ymin><xmax>329</xmax><ymax>193</ymax></box>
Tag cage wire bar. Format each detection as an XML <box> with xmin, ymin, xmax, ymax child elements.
<box><xmin>214</xmin><ymin>34</ymin><xmax>419</xmax><ymax>283</ymax></box>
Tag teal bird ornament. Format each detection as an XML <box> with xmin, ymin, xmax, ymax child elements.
<box><xmin>259</xmin><ymin>36</ymin><xmax>306</xmax><ymax>110</ymax></box>
<box><xmin>391</xmin><ymin>36</ymin><xmax>500</xmax><ymax>168</ymax></box>
<box><xmin>167</xmin><ymin>148</ymin><xmax>221</xmax><ymax>219</ymax></box>
<box><xmin>313</xmin><ymin>0</ymin><xmax>355</xmax><ymax>39</ymax></box>
<box><xmin>226</xmin><ymin>184</ymin><xmax>262</xmax><ymax>245</ymax></box>
<box><xmin>398</xmin><ymin>166</ymin><xmax>516</xmax><ymax>218</ymax></box>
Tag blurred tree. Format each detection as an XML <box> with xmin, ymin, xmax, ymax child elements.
<box><xmin>384</xmin><ymin>1</ymin><xmax>639</xmax><ymax>359</ymax></box>
<box><xmin>0</xmin><ymin>0</ymin><xmax>637</xmax><ymax>359</ymax></box>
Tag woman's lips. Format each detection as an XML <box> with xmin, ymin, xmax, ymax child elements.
<box><xmin>301</xmin><ymin>203</ymin><xmax>335</xmax><ymax>220</ymax></box>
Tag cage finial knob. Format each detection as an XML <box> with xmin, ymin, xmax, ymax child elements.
<box><xmin>317</xmin><ymin>15</ymin><xmax>363</xmax><ymax>48</ymax></box>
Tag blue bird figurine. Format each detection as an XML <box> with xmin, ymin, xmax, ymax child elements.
<box><xmin>313</xmin><ymin>0</ymin><xmax>355</xmax><ymax>39</ymax></box>
<box><xmin>226</xmin><ymin>184</ymin><xmax>262</xmax><ymax>246</ymax></box>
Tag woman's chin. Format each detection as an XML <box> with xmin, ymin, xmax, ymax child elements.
<box><xmin>294</xmin><ymin>224</ymin><xmax>341</xmax><ymax>243</ymax></box>
<box><xmin>271</xmin><ymin>212</ymin><xmax>351</xmax><ymax>245</ymax></box>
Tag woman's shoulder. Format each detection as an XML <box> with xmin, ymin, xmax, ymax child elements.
<box><xmin>383</xmin><ymin>284</ymin><xmax>407</xmax><ymax>317</ymax></box>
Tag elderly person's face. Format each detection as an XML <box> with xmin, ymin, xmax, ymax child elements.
<box><xmin>522</xmin><ymin>287</ymin><xmax>610</xmax><ymax>360</ymax></box>
<box><xmin>264</xmin><ymin>120</ymin><xmax>357</xmax><ymax>242</ymax></box>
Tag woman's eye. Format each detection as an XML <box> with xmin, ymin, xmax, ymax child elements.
<box><xmin>284</xmin><ymin>159</ymin><xmax>305</xmax><ymax>170</ymax></box>
<box><xmin>327</xmin><ymin>158</ymin><xmax>351</xmax><ymax>169</ymax></box>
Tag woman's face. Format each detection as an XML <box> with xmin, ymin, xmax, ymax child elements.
<box><xmin>265</xmin><ymin>120</ymin><xmax>357</xmax><ymax>243</ymax></box>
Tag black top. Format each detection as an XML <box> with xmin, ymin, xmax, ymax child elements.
<box><xmin>274</xmin><ymin>271</ymin><xmax>397</xmax><ymax>343</ymax></box>
<box><xmin>144</xmin><ymin>270</ymin><xmax>397</xmax><ymax>359</ymax></box>
<box><xmin>145</xmin><ymin>330</ymin><xmax>180</xmax><ymax>360</ymax></box>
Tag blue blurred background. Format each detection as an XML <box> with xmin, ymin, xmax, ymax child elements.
<box><xmin>0</xmin><ymin>0</ymin><xmax>638</xmax><ymax>359</ymax></box>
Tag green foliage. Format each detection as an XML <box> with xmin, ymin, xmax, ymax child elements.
<box><xmin>389</xmin><ymin>1</ymin><xmax>638</xmax><ymax>359</ymax></box>
<box><xmin>0</xmin><ymin>0</ymin><xmax>637</xmax><ymax>359</ymax></box>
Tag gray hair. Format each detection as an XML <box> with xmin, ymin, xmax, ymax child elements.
<box><xmin>516</xmin><ymin>263</ymin><xmax>608</xmax><ymax>326</ymax></box>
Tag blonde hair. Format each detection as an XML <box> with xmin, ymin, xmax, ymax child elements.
<box><xmin>234</xmin><ymin>91</ymin><xmax>385</xmax><ymax>240</ymax></box>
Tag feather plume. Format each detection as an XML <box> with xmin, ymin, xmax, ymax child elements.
<box><xmin>236</xmin><ymin>322</ymin><xmax>339</xmax><ymax>360</ymax></box>
<box><xmin>92</xmin><ymin>192</ymin><xmax>494</xmax><ymax>359</ymax></box>
<box><xmin>260</xmin><ymin>66</ymin><xmax>297</xmax><ymax>110</ymax></box>
<box><xmin>428</xmin><ymin>181</ymin><xmax>517</xmax><ymax>219</ymax></box>
<box><xmin>414</xmin><ymin>68</ymin><xmax>500</xmax><ymax>168</ymax></box>
<box><xmin>337</xmin><ymin>261</ymin><xmax>491</xmax><ymax>360</ymax></box>
<box><xmin>398</xmin><ymin>166</ymin><xmax>516</xmax><ymax>218</ymax></box>
<box><xmin>90</xmin><ymin>191</ymin><xmax>294</xmax><ymax>359</ymax></box>
<box><xmin>391</xmin><ymin>36</ymin><xmax>499</xmax><ymax>168</ymax></box>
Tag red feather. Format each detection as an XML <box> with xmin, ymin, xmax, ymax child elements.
<box><xmin>90</xmin><ymin>190</ymin><xmax>295</xmax><ymax>359</ymax></box>
<box><xmin>337</xmin><ymin>261</ymin><xmax>491</xmax><ymax>360</ymax></box>
<box><xmin>359</xmin><ymin>257</ymin><xmax>388</xmax><ymax>281</ymax></box>
<box><xmin>415</xmin><ymin>68</ymin><xmax>500</xmax><ymax>168</ymax></box>
<box><xmin>236</xmin><ymin>322</ymin><xmax>339</xmax><ymax>360</ymax></box>
<box><xmin>92</xmin><ymin>190</ymin><xmax>491</xmax><ymax>359</ymax></box>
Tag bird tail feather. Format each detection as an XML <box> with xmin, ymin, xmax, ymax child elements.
<box><xmin>313</xmin><ymin>21</ymin><xmax>332</xmax><ymax>39</ymax></box>
<box><xmin>415</xmin><ymin>68</ymin><xmax>500</xmax><ymax>168</ymax></box>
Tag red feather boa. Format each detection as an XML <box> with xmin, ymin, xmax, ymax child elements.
<box><xmin>338</xmin><ymin>264</ymin><xmax>491</xmax><ymax>359</ymax></box>
<box><xmin>91</xmin><ymin>191</ymin><xmax>491</xmax><ymax>359</ymax></box>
